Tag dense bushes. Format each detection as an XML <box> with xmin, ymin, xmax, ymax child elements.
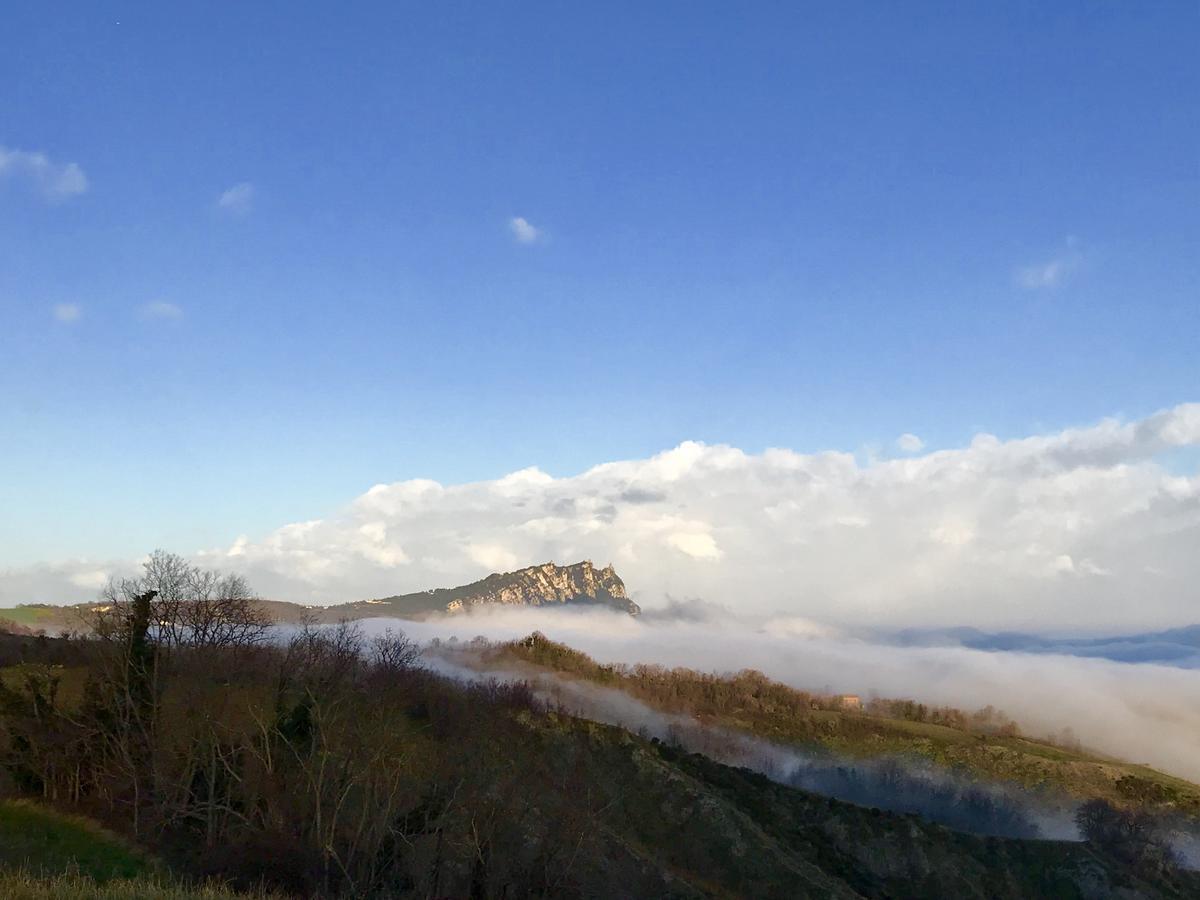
<box><xmin>0</xmin><ymin>621</ymin><xmax>629</xmax><ymax>896</ymax></box>
<box><xmin>1075</xmin><ymin>798</ymin><xmax>1179</xmax><ymax>875</ymax></box>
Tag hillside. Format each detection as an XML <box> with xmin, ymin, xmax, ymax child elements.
<box><xmin>468</xmin><ymin>633</ymin><xmax>1200</xmax><ymax>818</ymax></box>
<box><xmin>0</xmin><ymin>560</ymin><xmax>639</xmax><ymax>632</ymax></box>
<box><xmin>2</xmin><ymin>628</ymin><xmax>1197</xmax><ymax>897</ymax></box>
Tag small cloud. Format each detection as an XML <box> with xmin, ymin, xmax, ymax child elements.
<box><xmin>141</xmin><ymin>300</ymin><xmax>183</xmax><ymax>320</ymax></box>
<box><xmin>0</xmin><ymin>145</ymin><xmax>88</xmax><ymax>201</ymax></box>
<box><xmin>1016</xmin><ymin>239</ymin><xmax>1082</xmax><ymax>289</ymax></box>
<box><xmin>216</xmin><ymin>182</ymin><xmax>254</xmax><ymax>215</ymax></box>
<box><xmin>53</xmin><ymin>303</ymin><xmax>82</xmax><ymax>324</ymax></box>
<box><xmin>468</xmin><ymin>543</ymin><xmax>520</xmax><ymax>572</ymax></box>
<box><xmin>667</xmin><ymin>531</ymin><xmax>723</xmax><ymax>561</ymax></box>
<box><xmin>896</xmin><ymin>433</ymin><xmax>925</xmax><ymax>453</ymax></box>
<box><xmin>508</xmin><ymin>216</ymin><xmax>542</xmax><ymax>244</ymax></box>
<box><xmin>69</xmin><ymin>569</ymin><xmax>109</xmax><ymax>590</ymax></box>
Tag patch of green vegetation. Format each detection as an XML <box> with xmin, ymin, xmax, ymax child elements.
<box><xmin>0</xmin><ymin>801</ymin><xmax>150</xmax><ymax>882</ymax></box>
<box><xmin>0</xmin><ymin>605</ymin><xmax>87</xmax><ymax>633</ymax></box>
<box><xmin>0</xmin><ymin>608</ymin><xmax>52</xmax><ymax>627</ymax></box>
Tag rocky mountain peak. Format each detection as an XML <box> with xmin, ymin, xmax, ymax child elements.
<box><xmin>353</xmin><ymin>560</ymin><xmax>640</xmax><ymax>618</ymax></box>
<box><xmin>447</xmin><ymin>560</ymin><xmax>637</xmax><ymax>614</ymax></box>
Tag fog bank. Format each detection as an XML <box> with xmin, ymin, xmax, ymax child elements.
<box><xmin>363</xmin><ymin>606</ymin><xmax>1200</xmax><ymax>784</ymax></box>
<box><xmin>424</xmin><ymin>652</ymin><xmax>1076</xmax><ymax>840</ymax></box>
<box><xmin>12</xmin><ymin>404</ymin><xmax>1200</xmax><ymax>632</ymax></box>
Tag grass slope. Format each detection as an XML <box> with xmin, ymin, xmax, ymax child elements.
<box><xmin>0</xmin><ymin>800</ymin><xmax>150</xmax><ymax>881</ymax></box>
<box><xmin>0</xmin><ymin>873</ymin><xmax>270</xmax><ymax>900</ymax></box>
<box><xmin>0</xmin><ymin>801</ymin><xmax>280</xmax><ymax>899</ymax></box>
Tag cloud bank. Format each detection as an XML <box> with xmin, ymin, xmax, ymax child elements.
<box><xmin>7</xmin><ymin>404</ymin><xmax>1200</xmax><ymax>632</ymax></box>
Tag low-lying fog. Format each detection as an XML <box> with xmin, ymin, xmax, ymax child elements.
<box><xmin>425</xmin><ymin>651</ymin><xmax>1080</xmax><ymax>841</ymax></box>
<box><xmin>345</xmin><ymin>606</ymin><xmax>1200</xmax><ymax>785</ymax></box>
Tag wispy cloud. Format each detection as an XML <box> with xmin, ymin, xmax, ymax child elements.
<box><xmin>508</xmin><ymin>216</ymin><xmax>543</xmax><ymax>244</ymax></box>
<box><xmin>896</xmin><ymin>433</ymin><xmax>925</xmax><ymax>453</ymax></box>
<box><xmin>0</xmin><ymin>146</ymin><xmax>88</xmax><ymax>201</ymax></box>
<box><xmin>1016</xmin><ymin>239</ymin><xmax>1082</xmax><ymax>289</ymax></box>
<box><xmin>141</xmin><ymin>300</ymin><xmax>183</xmax><ymax>320</ymax></box>
<box><xmin>52</xmin><ymin>303</ymin><xmax>82</xmax><ymax>324</ymax></box>
<box><xmin>216</xmin><ymin>182</ymin><xmax>254</xmax><ymax>215</ymax></box>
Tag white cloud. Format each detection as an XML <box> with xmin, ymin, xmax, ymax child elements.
<box><xmin>666</xmin><ymin>532</ymin><xmax>723</xmax><ymax>560</ymax></box>
<box><xmin>896</xmin><ymin>433</ymin><xmax>924</xmax><ymax>453</ymax></box>
<box><xmin>9</xmin><ymin>403</ymin><xmax>1200</xmax><ymax>633</ymax></box>
<box><xmin>1016</xmin><ymin>239</ymin><xmax>1082</xmax><ymax>289</ymax></box>
<box><xmin>52</xmin><ymin>303</ymin><xmax>82</xmax><ymax>324</ymax></box>
<box><xmin>68</xmin><ymin>569</ymin><xmax>109</xmax><ymax>590</ymax></box>
<box><xmin>508</xmin><ymin>216</ymin><xmax>542</xmax><ymax>244</ymax></box>
<box><xmin>468</xmin><ymin>543</ymin><xmax>520</xmax><ymax>572</ymax></box>
<box><xmin>141</xmin><ymin>301</ymin><xmax>183</xmax><ymax>319</ymax></box>
<box><xmin>216</xmin><ymin>182</ymin><xmax>254</xmax><ymax>215</ymax></box>
<box><xmin>0</xmin><ymin>146</ymin><xmax>88</xmax><ymax>201</ymax></box>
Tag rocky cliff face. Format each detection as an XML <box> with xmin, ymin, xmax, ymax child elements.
<box><xmin>342</xmin><ymin>560</ymin><xmax>640</xmax><ymax>619</ymax></box>
<box><xmin>443</xmin><ymin>561</ymin><xmax>639</xmax><ymax>615</ymax></box>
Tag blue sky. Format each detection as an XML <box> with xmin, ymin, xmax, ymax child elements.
<box><xmin>2</xmin><ymin>2</ymin><xmax>1197</xmax><ymax>567</ymax></box>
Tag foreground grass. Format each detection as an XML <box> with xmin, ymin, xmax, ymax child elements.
<box><xmin>0</xmin><ymin>802</ymin><xmax>282</xmax><ymax>899</ymax></box>
<box><xmin>0</xmin><ymin>872</ymin><xmax>277</xmax><ymax>900</ymax></box>
<box><xmin>0</xmin><ymin>800</ymin><xmax>150</xmax><ymax>882</ymax></box>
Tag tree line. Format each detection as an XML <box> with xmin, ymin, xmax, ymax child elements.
<box><xmin>0</xmin><ymin>553</ymin><xmax>637</xmax><ymax>896</ymax></box>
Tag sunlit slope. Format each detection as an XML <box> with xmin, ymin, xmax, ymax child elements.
<box><xmin>484</xmin><ymin>633</ymin><xmax>1200</xmax><ymax>815</ymax></box>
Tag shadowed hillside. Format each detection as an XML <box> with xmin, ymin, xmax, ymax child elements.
<box><xmin>1</xmin><ymin>621</ymin><xmax>1197</xmax><ymax>898</ymax></box>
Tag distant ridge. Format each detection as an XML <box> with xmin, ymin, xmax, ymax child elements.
<box><xmin>0</xmin><ymin>561</ymin><xmax>640</xmax><ymax>632</ymax></box>
<box><xmin>333</xmin><ymin>560</ymin><xmax>640</xmax><ymax>620</ymax></box>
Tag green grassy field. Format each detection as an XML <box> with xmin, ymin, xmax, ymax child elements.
<box><xmin>0</xmin><ymin>607</ymin><xmax>58</xmax><ymax>627</ymax></box>
<box><xmin>0</xmin><ymin>801</ymin><xmax>281</xmax><ymax>899</ymax></box>
<box><xmin>0</xmin><ymin>800</ymin><xmax>150</xmax><ymax>882</ymax></box>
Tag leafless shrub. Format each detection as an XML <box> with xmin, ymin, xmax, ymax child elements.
<box><xmin>93</xmin><ymin>550</ymin><xmax>272</xmax><ymax>652</ymax></box>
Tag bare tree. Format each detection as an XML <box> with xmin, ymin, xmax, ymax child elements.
<box><xmin>370</xmin><ymin>628</ymin><xmax>422</xmax><ymax>675</ymax></box>
<box><xmin>94</xmin><ymin>550</ymin><xmax>272</xmax><ymax>651</ymax></box>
